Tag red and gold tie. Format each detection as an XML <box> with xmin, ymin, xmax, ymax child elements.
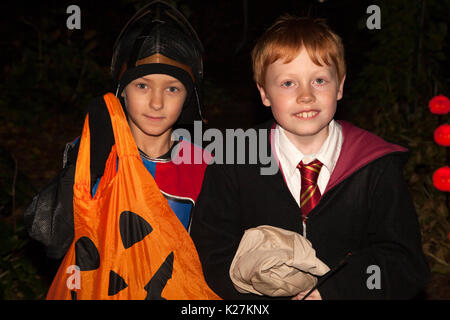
<box><xmin>297</xmin><ymin>159</ymin><xmax>324</xmax><ymax>219</ymax></box>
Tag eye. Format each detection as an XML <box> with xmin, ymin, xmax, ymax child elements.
<box><xmin>136</xmin><ymin>83</ymin><xmax>147</xmax><ymax>90</ymax></box>
<box><xmin>281</xmin><ymin>80</ymin><xmax>295</xmax><ymax>88</ymax></box>
<box><xmin>167</xmin><ymin>86</ymin><xmax>180</xmax><ymax>93</ymax></box>
<box><xmin>314</xmin><ymin>78</ymin><xmax>326</xmax><ymax>86</ymax></box>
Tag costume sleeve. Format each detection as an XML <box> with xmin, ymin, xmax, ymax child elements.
<box><xmin>23</xmin><ymin>143</ymin><xmax>77</xmax><ymax>259</ymax></box>
<box><xmin>190</xmin><ymin>163</ymin><xmax>276</xmax><ymax>300</ymax></box>
<box><xmin>23</xmin><ymin>96</ymin><xmax>115</xmax><ymax>259</ymax></box>
<box><xmin>319</xmin><ymin>155</ymin><xmax>430</xmax><ymax>299</ymax></box>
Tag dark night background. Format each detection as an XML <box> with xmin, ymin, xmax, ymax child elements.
<box><xmin>0</xmin><ymin>0</ymin><xmax>449</xmax><ymax>299</ymax></box>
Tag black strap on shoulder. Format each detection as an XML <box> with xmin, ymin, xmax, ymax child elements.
<box><xmin>86</xmin><ymin>97</ymin><xmax>115</xmax><ymax>191</ymax></box>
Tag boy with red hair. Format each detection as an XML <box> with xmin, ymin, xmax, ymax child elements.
<box><xmin>190</xmin><ymin>15</ymin><xmax>430</xmax><ymax>300</ymax></box>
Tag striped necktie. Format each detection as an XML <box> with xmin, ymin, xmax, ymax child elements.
<box><xmin>297</xmin><ymin>159</ymin><xmax>324</xmax><ymax>219</ymax></box>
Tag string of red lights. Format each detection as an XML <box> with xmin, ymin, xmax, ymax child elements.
<box><xmin>430</xmin><ymin>95</ymin><xmax>450</xmax><ymax>192</ymax></box>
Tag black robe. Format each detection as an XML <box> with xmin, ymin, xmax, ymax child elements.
<box><xmin>190</xmin><ymin>120</ymin><xmax>430</xmax><ymax>300</ymax></box>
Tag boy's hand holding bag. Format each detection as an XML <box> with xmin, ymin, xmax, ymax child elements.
<box><xmin>229</xmin><ymin>225</ymin><xmax>330</xmax><ymax>297</ymax></box>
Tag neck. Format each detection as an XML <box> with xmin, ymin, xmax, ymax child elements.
<box><xmin>130</xmin><ymin>127</ymin><xmax>174</xmax><ymax>159</ymax></box>
<box><xmin>284</xmin><ymin>126</ymin><xmax>329</xmax><ymax>155</ymax></box>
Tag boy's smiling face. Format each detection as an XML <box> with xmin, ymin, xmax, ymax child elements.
<box><xmin>122</xmin><ymin>73</ymin><xmax>187</xmax><ymax>141</ymax></box>
<box><xmin>257</xmin><ymin>48</ymin><xmax>345</xmax><ymax>153</ymax></box>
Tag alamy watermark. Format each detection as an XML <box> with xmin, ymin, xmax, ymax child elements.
<box><xmin>366</xmin><ymin>5</ymin><xmax>381</xmax><ymax>30</ymax></box>
<box><xmin>66</xmin><ymin>5</ymin><xmax>81</xmax><ymax>30</ymax></box>
<box><xmin>66</xmin><ymin>265</ymin><xmax>81</xmax><ymax>290</ymax></box>
<box><xmin>67</xmin><ymin>4</ymin><xmax>380</xmax><ymax>31</ymax></box>
<box><xmin>366</xmin><ymin>264</ymin><xmax>381</xmax><ymax>290</ymax></box>
<box><xmin>171</xmin><ymin>121</ymin><xmax>279</xmax><ymax>176</ymax></box>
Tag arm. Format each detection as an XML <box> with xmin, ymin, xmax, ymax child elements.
<box><xmin>190</xmin><ymin>163</ymin><xmax>276</xmax><ymax>300</ymax></box>
<box><xmin>319</xmin><ymin>155</ymin><xmax>430</xmax><ymax>299</ymax></box>
<box><xmin>24</xmin><ymin>96</ymin><xmax>115</xmax><ymax>259</ymax></box>
<box><xmin>23</xmin><ymin>142</ymin><xmax>78</xmax><ymax>259</ymax></box>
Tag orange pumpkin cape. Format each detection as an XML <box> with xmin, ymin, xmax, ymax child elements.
<box><xmin>46</xmin><ymin>93</ymin><xmax>220</xmax><ymax>300</ymax></box>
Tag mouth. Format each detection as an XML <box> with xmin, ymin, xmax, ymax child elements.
<box><xmin>293</xmin><ymin>110</ymin><xmax>320</xmax><ymax>120</ymax></box>
<box><xmin>144</xmin><ymin>115</ymin><xmax>165</xmax><ymax>121</ymax></box>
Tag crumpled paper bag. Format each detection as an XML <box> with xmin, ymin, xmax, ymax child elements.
<box><xmin>229</xmin><ymin>225</ymin><xmax>330</xmax><ymax>297</ymax></box>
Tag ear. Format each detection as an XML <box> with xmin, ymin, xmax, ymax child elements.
<box><xmin>256</xmin><ymin>83</ymin><xmax>272</xmax><ymax>107</ymax></box>
<box><xmin>337</xmin><ymin>74</ymin><xmax>346</xmax><ymax>101</ymax></box>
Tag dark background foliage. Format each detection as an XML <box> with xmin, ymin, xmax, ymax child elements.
<box><xmin>0</xmin><ymin>0</ymin><xmax>449</xmax><ymax>299</ymax></box>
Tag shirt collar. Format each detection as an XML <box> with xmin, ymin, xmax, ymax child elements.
<box><xmin>319</xmin><ymin>120</ymin><xmax>342</xmax><ymax>174</ymax></box>
<box><xmin>277</xmin><ymin>125</ymin><xmax>304</xmax><ymax>177</ymax></box>
<box><xmin>138</xmin><ymin>140</ymin><xmax>180</xmax><ymax>162</ymax></box>
<box><xmin>276</xmin><ymin>120</ymin><xmax>341</xmax><ymax>176</ymax></box>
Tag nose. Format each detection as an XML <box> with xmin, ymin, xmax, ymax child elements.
<box><xmin>296</xmin><ymin>85</ymin><xmax>315</xmax><ymax>104</ymax></box>
<box><xmin>149</xmin><ymin>89</ymin><xmax>163</xmax><ymax>111</ymax></box>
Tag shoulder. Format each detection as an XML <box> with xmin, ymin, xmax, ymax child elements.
<box><xmin>364</xmin><ymin>152</ymin><xmax>409</xmax><ymax>177</ymax></box>
<box><xmin>168</xmin><ymin>139</ymin><xmax>212</xmax><ymax>187</ymax></box>
<box><xmin>325</xmin><ymin>121</ymin><xmax>409</xmax><ymax>192</ymax></box>
<box><xmin>347</xmin><ymin>149</ymin><xmax>410</xmax><ymax>198</ymax></box>
<box><xmin>337</xmin><ymin>119</ymin><xmax>408</xmax><ymax>169</ymax></box>
<box><xmin>63</xmin><ymin>136</ymin><xmax>80</xmax><ymax>168</ymax></box>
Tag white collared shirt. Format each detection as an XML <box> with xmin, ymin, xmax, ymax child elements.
<box><xmin>274</xmin><ymin>120</ymin><xmax>343</xmax><ymax>207</ymax></box>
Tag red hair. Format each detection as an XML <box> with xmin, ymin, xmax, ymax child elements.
<box><xmin>252</xmin><ymin>15</ymin><xmax>346</xmax><ymax>87</ymax></box>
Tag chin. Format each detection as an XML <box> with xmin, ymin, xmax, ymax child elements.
<box><xmin>287</xmin><ymin>123</ymin><xmax>328</xmax><ymax>138</ymax></box>
<box><xmin>143</xmin><ymin>129</ymin><xmax>170</xmax><ymax>137</ymax></box>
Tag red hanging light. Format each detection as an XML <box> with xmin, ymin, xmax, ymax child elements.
<box><xmin>433</xmin><ymin>166</ymin><xmax>450</xmax><ymax>192</ymax></box>
<box><xmin>429</xmin><ymin>94</ymin><xmax>450</xmax><ymax>115</ymax></box>
<box><xmin>434</xmin><ymin>124</ymin><xmax>450</xmax><ymax>147</ymax></box>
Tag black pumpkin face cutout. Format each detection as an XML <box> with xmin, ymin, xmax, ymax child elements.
<box><xmin>71</xmin><ymin>210</ymin><xmax>174</xmax><ymax>300</ymax></box>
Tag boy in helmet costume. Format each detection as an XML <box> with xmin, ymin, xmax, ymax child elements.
<box><xmin>24</xmin><ymin>1</ymin><xmax>217</xmax><ymax>299</ymax></box>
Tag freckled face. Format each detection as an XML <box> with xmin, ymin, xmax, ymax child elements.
<box><xmin>257</xmin><ymin>49</ymin><xmax>345</xmax><ymax>146</ymax></box>
<box><xmin>122</xmin><ymin>74</ymin><xmax>187</xmax><ymax>139</ymax></box>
